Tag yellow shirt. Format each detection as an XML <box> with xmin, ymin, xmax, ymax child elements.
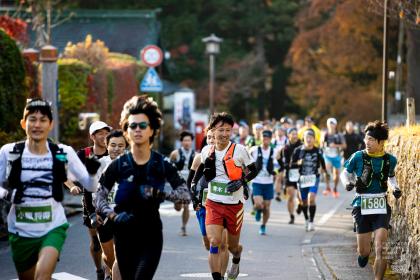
<box><xmin>298</xmin><ymin>125</ymin><xmax>321</xmax><ymax>147</ymax></box>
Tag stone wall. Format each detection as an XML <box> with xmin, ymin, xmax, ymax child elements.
<box><xmin>385</xmin><ymin>126</ymin><xmax>420</xmax><ymax>279</ymax></box>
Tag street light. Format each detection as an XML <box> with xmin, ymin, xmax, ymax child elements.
<box><xmin>202</xmin><ymin>34</ymin><xmax>223</xmax><ymax>115</ymax></box>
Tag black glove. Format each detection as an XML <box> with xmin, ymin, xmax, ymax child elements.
<box><xmin>355</xmin><ymin>184</ymin><xmax>365</xmax><ymax>194</ymax></box>
<box><xmin>346</xmin><ymin>184</ymin><xmax>355</xmax><ymax>191</ymax></box>
<box><xmin>393</xmin><ymin>189</ymin><xmax>402</xmax><ymax>199</ymax></box>
<box><xmin>85</xmin><ymin>156</ymin><xmax>101</xmax><ymax>175</ymax></box>
<box><xmin>243</xmin><ymin>184</ymin><xmax>249</xmax><ymax>200</ymax></box>
<box><xmin>113</xmin><ymin>212</ymin><xmax>134</xmax><ymax>225</ymax></box>
<box><xmin>192</xmin><ymin>196</ymin><xmax>201</xmax><ymax>210</ymax></box>
<box><xmin>227</xmin><ymin>179</ymin><xmax>246</xmax><ymax>193</ymax></box>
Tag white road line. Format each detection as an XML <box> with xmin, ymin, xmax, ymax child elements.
<box><xmin>180</xmin><ymin>272</ymin><xmax>248</xmax><ymax>278</ymax></box>
<box><xmin>317</xmin><ymin>198</ymin><xmax>346</xmax><ymax>226</ymax></box>
<box><xmin>11</xmin><ymin>272</ymin><xmax>88</xmax><ymax>280</ymax></box>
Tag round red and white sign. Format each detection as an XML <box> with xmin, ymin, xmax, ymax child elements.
<box><xmin>141</xmin><ymin>45</ymin><xmax>163</xmax><ymax>67</ymax></box>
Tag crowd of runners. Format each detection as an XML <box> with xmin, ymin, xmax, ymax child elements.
<box><xmin>0</xmin><ymin>96</ymin><xmax>402</xmax><ymax>280</ymax></box>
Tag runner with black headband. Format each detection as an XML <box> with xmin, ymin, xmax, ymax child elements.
<box><xmin>0</xmin><ymin>98</ymin><xmax>100</xmax><ymax>279</ymax></box>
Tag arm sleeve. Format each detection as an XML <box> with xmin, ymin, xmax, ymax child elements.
<box><xmin>0</xmin><ymin>145</ymin><xmax>8</xmax><ymax>198</ymax></box>
<box><xmin>387</xmin><ymin>176</ymin><xmax>399</xmax><ymax>191</ymax></box>
<box><xmin>290</xmin><ymin>148</ymin><xmax>300</xmax><ymax>169</ymax></box>
<box><xmin>319</xmin><ymin>150</ymin><xmax>326</xmax><ymax>170</ymax></box>
<box><xmin>278</xmin><ymin>148</ymin><xmax>286</xmax><ymax>172</ymax></box>
<box><xmin>186</xmin><ymin>169</ymin><xmax>196</xmax><ymax>190</ymax></box>
<box><xmin>64</xmin><ymin>145</ymin><xmax>98</xmax><ymax>192</ymax></box>
<box><xmin>164</xmin><ymin>159</ymin><xmax>191</xmax><ymax>202</ymax></box>
<box><xmin>95</xmin><ymin>160</ymin><xmax>118</xmax><ymax>216</ymax></box>
<box><xmin>244</xmin><ymin>162</ymin><xmax>258</xmax><ymax>182</ymax></box>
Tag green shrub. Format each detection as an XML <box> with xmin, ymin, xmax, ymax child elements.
<box><xmin>58</xmin><ymin>58</ymin><xmax>92</xmax><ymax>145</ymax></box>
<box><xmin>0</xmin><ymin>29</ymin><xmax>26</xmax><ymax>133</ymax></box>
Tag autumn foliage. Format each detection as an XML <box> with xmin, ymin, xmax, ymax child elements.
<box><xmin>287</xmin><ymin>0</ymin><xmax>386</xmax><ymax>124</ymax></box>
<box><xmin>0</xmin><ymin>15</ymin><xmax>28</xmax><ymax>45</ymax></box>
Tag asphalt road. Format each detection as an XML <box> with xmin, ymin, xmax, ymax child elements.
<box><xmin>0</xmin><ymin>186</ymin><xmax>372</xmax><ymax>280</ymax></box>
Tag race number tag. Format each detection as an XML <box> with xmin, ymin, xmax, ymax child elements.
<box><xmin>16</xmin><ymin>203</ymin><xmax>52</xmax><ymax>223</ymax></box>
<box><xmin>209</xmin><ymin>182</ymin><xmax>231</xmax><ymax>196</ymax></box>
<box><xmin>202</xmin><ymin>188</ymin><xmax>208</xmax><ymax>206</ymax></box>
<box><xmin>299</xmin><ymin>175</ymin><xmax>317</xmax><ymax>188</ymax></box>
<box><xmin>325</xmin><ymin>147</ymin><xmax>338</xmax><ymax>158</ymax></box>
<box><xmin>288</xmin><ymin>168</ymin><xmax>300</xmax><ymax>182</ymax></box>
<box><xmin>361</xmin><ymin>194</ymin><xmax>387</xmax><ymax>215</ymax></box>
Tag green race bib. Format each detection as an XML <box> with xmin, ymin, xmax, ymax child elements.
<box><xmin>361</xmin><ymin>194</ymin><xmax>387</xmax><ymax>215</ymax></box>
<box><xmin>210</xmin><ymin>182</ymin><xmax>231</xmax><ymax>196</ymax></box>
<box><xmin>16</xmin><ymin>205</ymin><xmax>52</xmax><ymax>223</ymax></box>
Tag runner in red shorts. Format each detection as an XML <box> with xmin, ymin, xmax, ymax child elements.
<box><xmin>192</xmin><ymin>112</ymin><xmax>257</xmax><ymax>280</ymax></box>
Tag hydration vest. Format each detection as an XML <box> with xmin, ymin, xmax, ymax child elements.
<box><xmin>204</xmin><ymin>143</ymin><xmax>243</xmax><ymax>181</ymax></box>
<box><xmin>255</xmin><ymin>146</ymin><xmax>275</xmax><ymax>175</ymax></box>
<box><xmin>355</xmin><ymin>151</ymin><xmax>391</xmax><ymax>193</ymax></box>
<box><xmin>175</xmin><ymin>148</ymin><xmax>195</xmax><ymax>171</ymax></box>
<box><xmin>113</xmin><ymin>150</ymin><xmax>167</xmax><ymax>206</ymax></box>
<box><xmin>6</xmin><ymin>140</ymin><xmax>68</xmax><ymax>202</ymax></box>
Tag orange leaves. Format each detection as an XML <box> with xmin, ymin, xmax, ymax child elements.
<box><xmin>0</xmin><ymin>15</ymin><xmax>28</xmax><ymax>45</ymax></box>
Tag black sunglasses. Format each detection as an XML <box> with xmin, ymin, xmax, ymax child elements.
<box><xmin>128</xmin><ymin>121</ymin><xmax>149</xmax><ymax>130</ymax></box>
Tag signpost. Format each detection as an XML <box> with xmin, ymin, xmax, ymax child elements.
<box><xmin>140</xmin><ymin>45</ymin><xmax>164</xmax><ymax>92</ymax></box>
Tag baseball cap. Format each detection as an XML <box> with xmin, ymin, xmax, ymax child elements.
<box><xmin>254</xmin><ymin>123</ymin><xmax>263</xmax><ymax>130</ymax></box>
<box><xmin>303</xmin><ymin>128</ymin><xmax>315</xmax><ymax>138</ymax></box>
<box><xmin>262</xmin><ymin>130</ymin><xmax>273</xmax><ymax>138</ymax></box>
<box><xmin>89</xmin><ymin>121</ymin><xmax>112</xmax><ymax>135</ymax></box>
<box><xmin>304</xmin><ymin>116</ymin><xmax>314</xmax><ymax>122</ymax></box>
<box><xmin>327</xmin><ymin>118</ymin><xmax>338</xmax><ymax>125</ymax></box>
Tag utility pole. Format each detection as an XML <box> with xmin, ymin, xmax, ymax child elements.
<box><xmin>382</xmin><ymin>0</ymin><xmax>389</xmax><ymax>122</ymax></box>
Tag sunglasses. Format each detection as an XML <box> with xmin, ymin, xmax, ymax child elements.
<box><xmin>128</xmin><ymin>121</ymin><xmax>150</xmax><ymax>130</ymax></box>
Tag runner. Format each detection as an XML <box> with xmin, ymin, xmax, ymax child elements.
<box><xmin>0</xmin><ymin>98</ymin><xmax>100</xmax><ymax>279</ymax></box>
<box><xmin>321</xmin><ymin>118</ymin><xmax>346</xmax><ymax>198</ymax></box>
<box><xmin>95</xmin><ymin>130</ymin><xmax>128</xmax><ymax>280</ymax></box>
<box><xmin>343</xmin><ymin>120</ymin><xmax>365</xmax><ymax>161</ymax></box>
<box><xmin>169</xmin><ymin>130</ymin><xmax>195</xmax><ymax>236</ymax></box>
<box><xmin>95</xmin><ymin>95</ymin><xmax>190</xmax><ymax>280</ymax></box>
<box><xmin>188</xmin><ymin>128</ymin><xmax>230</xmax><ymax>279</ymax></box>
<box><xmin>249</xmin><ymin>130</ymin><xmax>277</xmax><ymax>235</ymax></box>
<box><xmin>192</xmin><ymin>112</ymin><xmax>258</xmax><ymax>280</ymax></box>
<box><xmin>279</xmin><ymin>128</ymin><xmax>303</xmax><ymax>224</ymax></box>
<box><xmin>341</xmin><ymin>120</ymin><xmax>401</xmax><ymax>280</ymax></box>
<box><xmin>298</xmin><ymin>116</ymin><xmax>321</xmax><ymax>147</ymax></box>
<box><xmin>77</xmin><ymin>120</ymin><xmax>111</xmax><ymax>280</ymax></box>
<box><xmin>291</xmin><ymin>129</ymin><xmax>330</xmax><ymax>231</ymax></box>
<box><xmin>271</xmin><ymin>125</ymin><xmax>288</xmax><ymax>201</ymax></box>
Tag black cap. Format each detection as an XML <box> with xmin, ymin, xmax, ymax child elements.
<box><xmin>262</xmin><ymin>130</ymin><xmax>273</xmax><ymax>138</ymax></box>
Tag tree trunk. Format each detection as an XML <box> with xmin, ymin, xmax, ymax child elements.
<box><xmin>406</xmin><ymin>27</ymin><xmax>420</xmax><ymax>112</ymax></box>
<box><xmin>255</xmin><ymin>32</ymin><xmax>267</xmax><ymax>120</ymax></box>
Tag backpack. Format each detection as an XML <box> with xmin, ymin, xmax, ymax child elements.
<box><xmin>255</xmin><ymin>146</ymin><xmax>275</xmax><ymax>175</ymax></box>
<box><xmin>6</xmin><ymin>140</ymin><xmax>67</xmax><ymax>202</ymax></box>
<box><xmin>355</xmin><ymin>151</ymin><xmax>391</xmax><ymax>193</ymax></box>
<box><xmin>175</xmin><ymin>148</ymin><xmax>195</xmax><ymax>171</ymax></box>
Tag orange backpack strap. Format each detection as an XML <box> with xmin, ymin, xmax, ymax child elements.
<box><xmin>223</xmin><ymin>143</ymin><xmax>242</xmax><ymax>181</ymax></box>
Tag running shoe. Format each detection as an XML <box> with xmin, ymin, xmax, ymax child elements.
<box><xmin>255</xmin><ymin>210</ymin><xmax>262</xmax><ymax>222</ymax></box>
<box><xmin>275</xmin><ymin>193</ymin><xmax>282</xmax><ymax>202</ymax></box>
<box><xmin>322</xmin><ymin>188</ymin><xmax>331</xmax><ymax>196</ymax></box>
<box><xmin>307</xmin><ymin>222</ymin><xmax>315</xmax><ymax>231</ymax></box>
<box><xmin>259</xmin><ymin>225</ymin><xmax>266</xmax><ymax>235</ymax></box>
<box><xmin>332</xmin><ymin>191</ymin><xmax>340</xmax><ymax>198</ymax></box>
<box><xmin>180</xmin><ymin>226</ymin><xmax>187</xmax><ymax>236</ymax></box>
<box><xmin>357</xmin><ymin>255</ymin><xmax>369</xmax><ymax>268</ymax></box>
<box><xmin>227</xmin><ymin>262</ymin><xmax>240</xmax><ymax>280</ymax></box>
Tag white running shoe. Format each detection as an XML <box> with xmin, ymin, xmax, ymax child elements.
<box><xmin>227</xmin><ymin>262</ymin><xmax>240</xmax><ymax>280</ymax></box>
<box><xmin>308</xmin><ymin>222</ymin><xmax>315</xmax><ymax>231</ymax></box>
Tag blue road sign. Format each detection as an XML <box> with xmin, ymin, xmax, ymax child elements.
<box><xmin>140</xmin><ymin>67</ymin><xmax>163</xmax><ymax>92</ymax></box>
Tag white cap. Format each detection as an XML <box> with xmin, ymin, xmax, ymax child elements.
<box><xmin>89</xmin><ymin>121</ymin><xmax>112</xmax><ymax>135</ymax></box>
<box><xmin>327</xmin><ymin>118</ymin><xmax>337</xmax><ymax>125</ymax></box>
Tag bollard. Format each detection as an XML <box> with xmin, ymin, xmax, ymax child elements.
<box><xmin>406</xmin><ymin>97</ymin><xmax>415</xmax><ymax>127</ymax></box>
<box><xmin>40</xmin><ymin>45</ymin><xmax>59</xmax><ymax>142</ymax></box>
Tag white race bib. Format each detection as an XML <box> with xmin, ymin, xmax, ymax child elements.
<box><xmin>288</xmin><ymin>168</ymin><xmax>300</xmax><ymax>182</ymax></box>
<box><xmin>299</xmin><ymin>175</ymin><xmax>317</xmax><ymax>188</ymax></box>
<box><xmin>360</xmin><ymin>194</ymin><xmax>387</xmax><ymax>215</ymax></box>
<box><xmin>325</xmin><ymin>147</ymin><xmax>338</xmax><ymax>158</ymax></box>
<box><xmin>14</xmin><ymin>200</ymin><xmax>53</xmax><ymax>233</ymax></box>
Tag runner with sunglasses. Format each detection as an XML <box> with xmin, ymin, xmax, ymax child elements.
<box><xmin>95</xmin><ymin>96</ymin><xmax>190</xmax><ymax>279</ymax></box>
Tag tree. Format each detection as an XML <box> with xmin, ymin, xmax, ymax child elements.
<box><xmin>286</xmin><ymin>0</ymin><xmax>398</xmax><ymax>124</ymax></box>
<box><xmin>0</xmin><ymin>15</ymin><xmax>28</xmax><ymax>45</ymax></box>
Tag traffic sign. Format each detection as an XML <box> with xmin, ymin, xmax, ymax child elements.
<box><xmin>141</xmin><ymin>45</ymin><xmax>163</xmax><ymax>67</ymax></box>
<box><xmin>140</xmin><ymin>67</ymin><xmax>163</xmax><ymax>92</ymax></box>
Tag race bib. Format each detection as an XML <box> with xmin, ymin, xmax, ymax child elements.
<box><xmin>325</xmin><ymin>147</ymin><xmax>338</xmax><ymax>158</ymax></box>
<box><xmin>202</xmin><ymin>188</ymin><xmax>208</xmax><ymax>206</ymax></box>
<box><xmin>361</xmin><ymin>194</ymin><xmax>387</xmax><ymax>215</ymax></box>
<box><xmin>288</xmin><ymin>168</ymin><xmax>300</xmax><ymax>182</ymax></box>
<box><xmin>299</xmin><ymin>175</ymin><xmax>317</xmax><ymax>188</ymax></box>
<box><xmin>16</xmin><ymin>202</ymin><xmax>52</xmax><ymax>224</ymax></box>
<box><xmin>209</xmin><ymin>182</ymin><xmax>231</xmax><ymax>196</ymax></box>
